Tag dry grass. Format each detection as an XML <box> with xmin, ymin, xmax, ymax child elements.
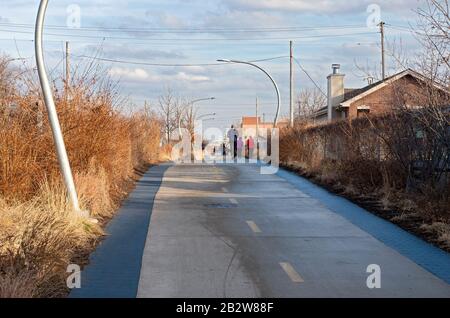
<box><xmin>75</xmin><ymin>163</ymin><xmax>115</xmax><ymax>220</ymax></box>
<box><xmin>280</xmin><ymin>113</ymin><xmax>449</xmax><ymax>250</ymax></box>
<box><xmin>420</xmin><ymin>222</ymin><xmax>450</xmax><ymax>249</ymax></box>
<box><xmin>280</xmin><ymin>116</ymin><xmax>449</xmax><ymax>222</ymax></box>
<box><xmin>0</xmin><ymin>55</ymin><xmax>162</xmax><ymax>297</ymax></box>
<box><xmin>0</xmin><ymin>181</ymin><xmax>103</xmax><ymax>298</ymax></box>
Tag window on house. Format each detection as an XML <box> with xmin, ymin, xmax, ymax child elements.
<box><xmin>357</xmin><ymin>105</ymin><xmax>370</xmax><ymax>117</ymax></box>
<box><xmin>357</xmin><ymin>109</ymin><xmax>370</xmax><ymax>117</ymax></box>
<box><xmin>341</xmin><ymin>108</ymin><xmax>349</xmax><ymax>119</ymax></box>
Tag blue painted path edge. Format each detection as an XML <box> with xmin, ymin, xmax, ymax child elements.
<box><xmin>276</xmin><ymin>167</ymin><xmax>450</xmax><ymax>284</ymax></box>
<box><xmin>70</xmin><ymin>164</ymin><xmax>170</xmax><ymax>298</ymax></box>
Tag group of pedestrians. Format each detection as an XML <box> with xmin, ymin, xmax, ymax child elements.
<box><xmin>227</xmin><ymin>125</ymin><xmax>256</xmax><ymax>159</ymax></box>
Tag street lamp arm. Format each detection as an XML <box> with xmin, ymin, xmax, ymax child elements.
<box><xmin>190</xmin><ymin>97</ymin><xmax>216</xmax><ymax>104</ymax></box>
<box><xmin>198</xmin><ymin>112</ymin><xmax>216</xmax><ymax>120</ymax></box>
<box><xmin>219</xmin><ymin>60</ymin><xmax>280</xmax><ymax>128</ymax></box>
<box><xmin>178</xmin><ymin>97</ymin><xmax>216</xmax><ymax>139</ymax></box>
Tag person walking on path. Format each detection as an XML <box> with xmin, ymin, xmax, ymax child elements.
<box><xmin>237</xmin><ymin>137</ymin><xmax>244</xmax><ymax>159</ymax></box>
<box><xmin>227</xmin><ymin>125</ymin><xmax>239</xmax><ymax>159</ymax></box>
<box><xmin>248</xmin><ymin>136</ymin><xmax>255</xmax><ymax>159</ymax></box>
<box><xmin>244</xmin><ymin>136</ymin><xmax>250</xmax><ymax>158</ymax></box>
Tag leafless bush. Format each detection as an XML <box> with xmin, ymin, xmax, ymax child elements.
<box><xmin>281</xmin><ymin>109</ymin><xmax>449</xmax><ymax>222</ymax></box>
<box><xmin>0</xmin><ymin>53</ymin><xmax>161</xmax><ymax>297</ymax></box>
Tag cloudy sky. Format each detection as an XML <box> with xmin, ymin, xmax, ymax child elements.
<box><xmin>0</xmin><ymin>0</ymin><xmax>424</xmax><ymax>130</ymax></box>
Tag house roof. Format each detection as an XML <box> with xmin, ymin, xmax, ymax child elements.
<box><xmin>340</xmin><ymin>68</ymin><xmax>448</xmax><ymax>107</ymax></box>
<box><xmin>311</xmin><ymin>68</ymin><xmax>448</xmax><ymax>119</ymax></box>
<box><xmin>241</xmin><ymin>116</ymin><xmax>289</xmax><ymax>127</ymax></box>
<box><xmin>241</xmin><ymin>116</ymin><xmax>260</xmax><ymax>125</ymax></box>
<box><xmin>313</xmin><ymin>107</ymin><xmax>328</xmax><ymax>116</ymax></box>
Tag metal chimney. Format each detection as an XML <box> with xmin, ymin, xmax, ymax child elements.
<box><xmin>332</xmin><ymin>64</ymin><xmax>341</xmax><ymax>74</ymax></box>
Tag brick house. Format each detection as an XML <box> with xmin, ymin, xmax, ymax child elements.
<box><xmin>241</xmin><ymin>116</ymin><xmax>288</xmax><ymax>135</ymax></box>
<box><xmin>313</xmin><ymin>65</ymin><xmax>447</xmax><ymax>122</ymax></box>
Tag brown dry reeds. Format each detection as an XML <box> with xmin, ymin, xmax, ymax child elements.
<box><xmin>0</xmin><ymin>55</ymin><xmax>161</xmax><ymax>297</ymax></box>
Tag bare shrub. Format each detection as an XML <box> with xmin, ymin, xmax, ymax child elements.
<box><xmin>0</xmin><ymin>54</ymin><xmax>161</xmax><ymax>297</ymax></box>
<box><xmin>280</xmin><ymin>111</ymin><xmax>449</xmax><ymax>223</ymax></box>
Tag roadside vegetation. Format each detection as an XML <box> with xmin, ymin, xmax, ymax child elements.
<box><xmin>280</xmin><ymin>0</ymin><xmax>450</xmax><ymax>251</ymax></box>
<box><xmin>0</xmin><ymin>56</ymin><xmax>161</xmax><ymax>297</ymax></box>
<box><xmin>280</xmin><ymin>111</ymin><xmax>450</xmax><ymax>251</ymax></box>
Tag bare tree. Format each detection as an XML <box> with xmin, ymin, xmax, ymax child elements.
<box><xmin>295</xmin><ymin>88</ymin><xmax>327</xmax><ymax>123</ymax></box>
<box><xmin>354</xmin><ymin>58</ymin><xmax>383</xmax><ymax>83</ymax></box>
<box><xmin>415</xmin><ymin>0</ymin><xmax>450</xmax><ymax>84</ymax></box>
<box><xmin>158</xmin><ymin>88</ymin><xmax>179</xmax><ymax>144</ymax></box>
<box><xmin>416</xmin><ymin>0</ymin><xmax>450</xmax><ymax>72</ymax></box>
<box><xmin>182</xmin><ymin>103</ymin><xmax>199</xmax><ymax>140</ymax></box>
<box><xmin>409</xmin><ymin>0</ymin><xmax>450</xmax><ymax>190</ymax></box>
<box><xmin>354</xmin><ymin>39</ymin><xmax>410</xmax><ymax>83</ymax></box>
<box><xmin>370</xmin><ymin>0</ymin><xmax>450</xmax><ymax>193</ymax></box>
<box><xmin>0</xmin><ymin>56</ymin><xmax>16</xmax><ymax>111</ymax></box>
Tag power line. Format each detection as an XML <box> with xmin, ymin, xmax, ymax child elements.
<box><xmin>0</xmin><ymin>28</ymin><xmax>378</xmax><ymax>42</ymax></box>
<box><xmin>0</xmin><ymin>22</ymin><xmax>370</xmax><ymax>33</ymax></box>
<box><xmin>292</xmin><ymin>57</ymin><xmax>327</xmax><ymax>97</ymax></box>
<box><xmin>75</xmin><ymin>55</ymin><xmax>222</xmax><ymax>67</ymax></box>
<box><xmin>73</xmin><ymin>54</ymin><xmax>288</xmax><ymax>67</ymax></box>
<box><xmin>0</xmin><ymin>37</ymin><xmax>366</xmax><ymax>47</ymax></box>
<box><xmin>75</xmin><ymin>53</ymin><xmax>325</xmax><ymax>97</ymax></box>
<box><xmin>384</xmin><ymin>24</ymin><xmax>411</xmax><ymax>31</ymax></box>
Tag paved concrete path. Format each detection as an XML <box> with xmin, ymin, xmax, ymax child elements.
<box><xmin>71</xmin><ymin>165</ymin><xmax>170</xmax><ymax>298</ymax></box>
<box><xmin>137</xmin><ymin>164</ymin><xmax>450</xmax><ymax>298</ymax></box>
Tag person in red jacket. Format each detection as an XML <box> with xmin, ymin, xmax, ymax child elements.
<box><xmin>248</xmin><ymin>136</ymin><xmax>255</xmax><ymax>160</ymax></box>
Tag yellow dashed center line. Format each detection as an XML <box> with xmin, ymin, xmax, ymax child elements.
<box><xmin>246</xmin><ymin>220</ymin><xmax>262</xmax><ymax>233</ymax></box>
<box><xmin>279</xmin><ymin>262</ymin><xmax>304</xmax><ymax>283</ymax></box>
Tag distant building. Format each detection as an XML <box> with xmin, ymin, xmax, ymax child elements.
<box><xmin>240</xmin><ymin>116</ymin><xmax>288</xmax><ymax>136</ymax></box>
<box><xmin>313</xmin><ymin>65</ymin><xmax>448</xmax><ymax>122</ymax></box>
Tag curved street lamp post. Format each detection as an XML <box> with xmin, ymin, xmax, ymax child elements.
<box><xmin>217</xmin><ymin>59</ymin><xmax>281</xmax><ymax>128</ymax></box>
<box><xmin>36</xmin><ymin>0</ymin><xmax>87</xmax><ymax>217</ymax></box>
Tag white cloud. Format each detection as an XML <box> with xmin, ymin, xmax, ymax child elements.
<box><xmin>86</xmin><ymin>44</ymin><xmax>186</xmax><ymax>60</ymax></box>
<box><xmin>174</xmin><ymin>72</ymin><xmax>210</xmax><ymax>82</ymax></box>
<box><xmin>109</xmin><ymin>67</ymin><xmax>210</xmax><ymax>83</ymax></box>
<box><xmin>225</xmin><ymin>0</ymin><xmax>420</xmax><ymax>14</ymax></box>
<box><xmin>109</xmin><ymin>67</ymin><xmax>150</xmax><ymax>81</ymax></box>
<box><xmin>145</xmin><ymin>11</ymin><xmax>187</xmax><ymax>28</ymax></box>
<box><xmin>178</xmin><ymin>66</ymin><xmax>207</xmax><ymax>74</ymax></box>
<box><xmin>202</xmin><ymin>10</ymin><xmax>283</xmax><ymax>29</ymax></box>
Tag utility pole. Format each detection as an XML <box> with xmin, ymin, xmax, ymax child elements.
<box><xmin>289</xmin><ymin>41</ymin><xmax>294</xmax><ymax>127</ymax></box>
<box><xmin>65</xmin><ymin>41</ymin><xmax>70</xmax><ymax>100</ymax></box>
<box><xmin>256</xmin><ymin>97</ymin><xmax>259</xmax><ymax>157</ymax></box>
<box><xmin>379</xmin><ymin>21</ymin><xmax>386</xmax><ymax>80</ymax></box>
